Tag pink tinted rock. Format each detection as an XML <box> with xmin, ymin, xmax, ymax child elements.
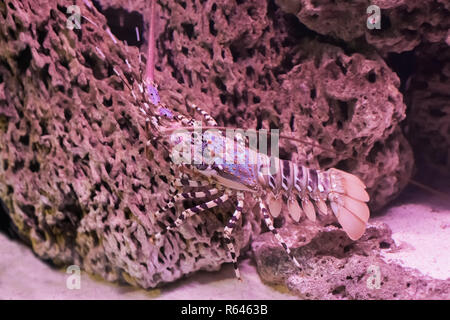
<box><xmin>276</xmin><ymin>0</ymin><xmax>450</xmax><ymax>53</ymax></box>
<box><xmin>252</xmin><ymin>221</ymin><xmax>450</xmax><ymax>299</ymax></box>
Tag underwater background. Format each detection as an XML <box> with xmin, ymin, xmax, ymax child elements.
<box><xmin>0</xmin><ymin>0</ymin><xmax>449</xmax><ymax>299</ymax></box>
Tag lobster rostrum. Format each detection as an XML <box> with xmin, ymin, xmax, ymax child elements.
<box><xmin>79</xmin><ymin>0</ymin><xmax>371</xmax><ymax>280</ymax></box>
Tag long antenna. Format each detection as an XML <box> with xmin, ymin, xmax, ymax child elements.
<box><xmin>145</xmin><ymin>0</ymin><xmax>156</xmax><ymax>84</ymax></box>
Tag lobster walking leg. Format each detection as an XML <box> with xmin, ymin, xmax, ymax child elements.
<box><xmin>259</xmin><ymin>201</ymin><xmax>301</xmax><ymax>268</ymax></box>
<box><xmin>223</xmin><ymin>192</ymin><xmax>245</xmax><ymax>280</ymax></box>
<box><xmin>155</xmin><ymin>186</ymin><xmax>221</xmax><ymax>218</ymax></box>
<box><xmin>173</xmin><ymin>178</ymin><xmax>210</xmax><ymax>188</ymax></box>
<box><xmin>156</xmin><ymin>192</ymin><xmax>231</xmax><ymax>238</ymax></box>
<box><xmin>190</xmin><ymin>104</ymin><xmax>218</xmax><ymax>127</ymax></box>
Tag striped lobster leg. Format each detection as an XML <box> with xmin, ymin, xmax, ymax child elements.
<box><xmin>173</xmin><ymin>177</ymin><xmax>211</xmax><ymax>188</ymax></box>
<box><xmin>223</xmin><ymin>192</ymin><xmax>245</xmax><ymax>280</ymax></box>
<box><xmin>155</xmin><ymin>192</ymin><xmax>231</xmax><ymax>239</ymax></box>
<box><xmin>190</xmin><ymin>104</ymin><xmax>218</xmax><ymax>127</ymax></box>
<box><xmin>155</xmin><ymin>184</ymin><xmax>221</xmax><ymax>218</ymax></box>
<box><xmin>259</xmin><ymin>200</ymin><xmax>301</xmax><ymax>269</ymax></box>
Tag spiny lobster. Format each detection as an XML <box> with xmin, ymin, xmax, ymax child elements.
<box><xmin>79</xmin><ymin>0</ymin><xmax>370</xmax><ymax>280</ymax></box>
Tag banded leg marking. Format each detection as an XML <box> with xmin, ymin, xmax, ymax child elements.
<box><xmin>259</xmin><ymin>201</ymin><xmax>301</xmax><ymax>268</ymax></box>
<box><xmin>173</xmin><ymin>178</ymin><xmax>210</xmax><ymax>188</ymax></box>
<box><xmin>223</xmin><ymin>192</ymin><xmax>244</xmax><ymax>280</ymax></box>
<box><xmin>191</xmin><ymin>104</ymin><xmax>218</xmax><ymax>127</ymax></box>
<box><xmin>173</xmin><ymin>188</ymin><xmax>220</xmax><ymax>202</ymax></box>
<box><xmin>156</xmin><ymin>192</ymin><xmax>231</xmax><ymax>238</ymax></box>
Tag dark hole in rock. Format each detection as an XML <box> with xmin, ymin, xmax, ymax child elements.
<box><xmin>40</xmin><ymin>63</ymin><xmax>50</xmax><ymax>89</ymax></box>
<box><xmin>336</xmin><ymin>159</ymin><xmax>351</xmax><ymax>172</ymax></box>
<box><xmin>368</xmin><ymin>141</ymin><xmax>384</xmax><ymax>163</ymax></box>
<box><xmin>19</xmin><ymin>204</ymin><xmax>35</xmax><ymax>218</ymax></box>
<box><xmin>181</xmin><ymin>22</ymin><xmax>195</xmax><ymax>40</ymax></box>
<box><xmin>331</xmin><ymin>285</ymin><xmax>346</xmax><ymax>296</ymax></box>
<box><xmin>335</xmin><ymin>57</ymin><xmax>347</xmax><ymax>75</ymax></box>
<box><xmin>105</xmin><ymin>161</ymin><xmax>112</xmax><ymax>174</ymax></box>
<box><xmin>310</xmin><ymin>88</ymin><xmax>316</xmax><ymax>100</ymax></box>
<box><xmin>338</xmin><ymin>100</ymin><xmax>350</xmax><ymax>121</ymax></box>
<box><xmin>92</xmin><ymin>1</ymin><xmax>144</xmax><ymax>47</ymax></box>
<box><xmin>280</xmin><ymin>55</ymin><xmax>294</xmax><ymax>72</ymax></box>
<box><xmin>36</xmin><ymin>22</ymin><xmax>48</xmax><ymax>46</ymax></box>
<box><xmin>64</xmin><ymin>108</ymin><xmax>72</xmax><ymax>121</ymax></box>
<box><xmin>256</xmin><ymin>114</ymin><xmax>263</xmax><ymax>130</ymax></box>
<box><xmin>19</xmin><ymin>134</ymin><xmax>29</xmax><ymax>146</ymax></box>
<box><xmin>367</xmin><ymin>70</ymin><xmax>377</xmax><ymax>83</ymax></box>
<box><xmin>12</xmin><ymin>159</ymin><xmax>24</xmax><ymax>173</ymax></box>
<box><xmin>82</xmin><ymin>51</ymin><xmax>107</xmax><ymax>80</ymax></box>
<box><xmin>343</xmin><ymin>244</ymin><xmax>353</xmax><ymax>253</ymax></box>
<box><xmin>318</xmin><ymin>156</ymin><xmax>333</xmax><ymax>167</ymax></box>
<box><xmin>214</xmin><ymin>77</ymin><xmax>226</xmax><ymax>91</ymax></box>
<box><xmin>219</xmin><ymin>94</ymin><xmax>227</xmax><ymax>104</ymax></box>
<box><xmin>29</xmin><ymin>158</ymin><xmax>40</xmax><ymax>172</ymax></box>
<box><xmin>124</xmin><ymin>207</ymin><xmax>132</xmax><ymax>220</ymax></box>
<box><xmin>0</xmin><ymin>197</ymin><xmax>17</xmax><ymax>238</ymax></box>
<box><xmin>150</xmin><ymin>176</ymin><xmax>159</xmax><ymax>188</ymax></box>
<box><xmin>56</xmin><ymin>4</ymin><xmax>67</xmax><ymax>14</ymax></box>
<box><xmin>386</xmin><ymin>50</ymin><xmax>415</xmax><ymax>92</ymax></box>
<box><xmin>379</xmin><ymin>241</ymin><xmax>391</xmax><ymax>249</ymax></box>
<box><xmin>289</xmin><ymin>114</ymin><xmax>295</xmax><ymax>131</ymax></box>
<box><xmin>246</xmin><ymin>66</ymin><xmax>254</xmax><ymax>77</ymax></box>
<box><xmin>17</xmin><ymin>45</ymin><xmax>32</xmax><ymax>73</ymax></box>
<box><xmin>58</xmin><ymin>191</ymin><xmax>83</xmax><ymax>225</ymax></box>
<box><xmin>209</xmin><ymin>19</ymin><xmax>217</xmax><ymax>36</ymax></box>
<box><xmin>103</xmin><ymin>96</ymin><xmax>113</xmax><ymax>107</ymax></box>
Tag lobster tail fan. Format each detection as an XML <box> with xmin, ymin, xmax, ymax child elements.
<box><xmin>301</xmin><ymin>198</ymin><xmax>316</xmax><ymax>222</ymax></box>
<box><xmin>329</xmin><ymin>169</ymin><xmax>371</xmax><ymax>240</ymax></box>
<box><xmin>330</xmin><ymin>202</ymin><xmax>368</xmax><ymax>240</ymax></box>
<box><xmin>287</xmin><ymin>197</ymin><xmax>303</xmax><ymax>222</ymax></box>
<box><xmin>267</xmin><ymin>194</ymin><xmax>283</xmax><ymax>218</ymax></box>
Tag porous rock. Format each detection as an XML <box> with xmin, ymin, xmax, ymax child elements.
<box><xmin>275</xmin><ymin>0</ymin><xmax>450</xmax><ymax>54</ymax></box>
<box><xmin>0</xmin><ymin>0</ymin><xmax>415</xmax><ymax>291</ymax></box>
<box><xmin>0</xmin><ymin>0</ymin><xmax>258</xmax><ymax>288</ymax></box>
<box><xmin>252</xmin><ymin>220</ymin><xmax>450</xmax><ymax>299</ymax></box>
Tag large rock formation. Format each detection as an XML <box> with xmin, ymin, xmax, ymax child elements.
<box><xmin>2</xmin><ymin>0</ymin><xmax>439</xmax><ymax>295</ymax></box>
<box><xmin>0</xmin><ymin>0</ymin><xmax>258</xmax><ymax>288</ymax></box>
<box><xmin>252</xmin><ymin>220</ymin><xmax>449</xmax><ymax>299</ymax></box>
